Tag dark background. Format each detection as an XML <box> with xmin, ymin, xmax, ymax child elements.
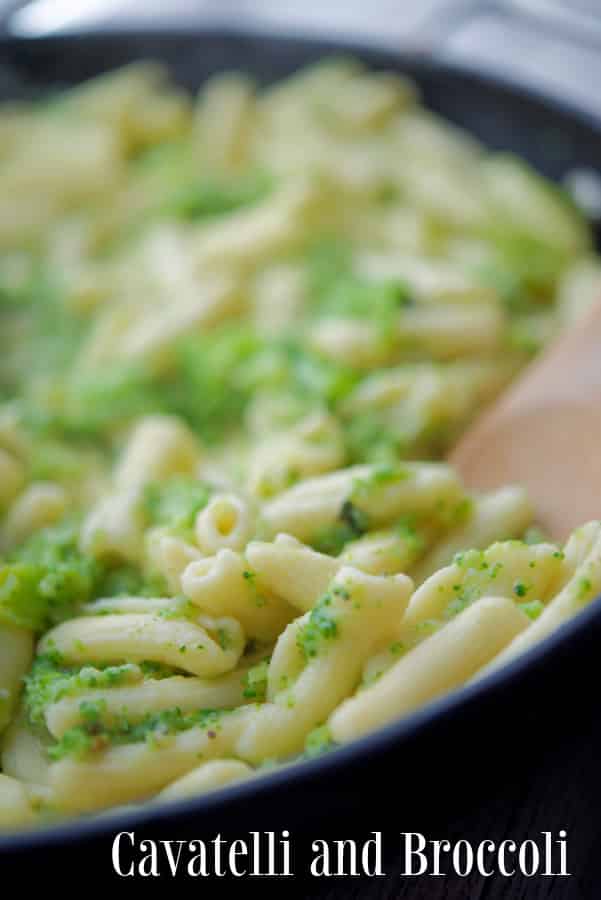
<box><xmin>310</xmin><ymin>712</ymin><xmax>601</xmax><ymax>899</ymax></box>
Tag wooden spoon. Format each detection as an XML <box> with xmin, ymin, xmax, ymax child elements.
<box><xmin>450</xmin><ymin>299</ymin><xmax>601</xmax><ymax>542</ymax></box>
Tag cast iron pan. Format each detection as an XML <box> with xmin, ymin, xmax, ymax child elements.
<box><xmin>1</xmin><ymin>28</ymin><xmax>601</xmax><ymax>872</ymax></box>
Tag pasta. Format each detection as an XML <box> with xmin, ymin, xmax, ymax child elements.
<box><xmin>194</xmin><ymin>493</ymin><xmax>254</xmax><ymax>553</ymax></box>
<box><xmin>0</xmin><ymin>625</ymin><xmax>33</xmax><ymax>733</ymax></box>
<box><xmin>329</xmin><ymin>596</ymin><xmax>530</xmax><ymax>741</ymax></box>
<box><xmin>39</xmin><ymin>612</ymin><xmax>245</xmax><ymax>677</ymax></box>
<box><xmin>157</xmin><ymin>759</ymin><xmax>254</xmax><ymax>802</ymax></box>
<box><xmin>0</xmin><ymin>773</ymin><xmax>35</xmax><ymax>828</ymax></box>
<box><xmin>0</xmin><ymin>57</ymin><xmax>599</xmax><ymax>829</ymax></box>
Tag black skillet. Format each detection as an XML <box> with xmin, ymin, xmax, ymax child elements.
<box><xmin>1</xmin><ymin>28</ymin><xmax>601</xmax><ymax>874</ymax></box>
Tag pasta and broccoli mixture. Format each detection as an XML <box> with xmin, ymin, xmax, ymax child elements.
<box><xmin>1</xmin><ymin>58</ymin><xmax>601</xmax><ymax>829</ymax></box>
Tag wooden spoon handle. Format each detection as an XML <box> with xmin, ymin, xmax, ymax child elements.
<box><xmin>450</xmin><ymin>300</ymin><xmax>601</xmax><ymax>541</ymax></box>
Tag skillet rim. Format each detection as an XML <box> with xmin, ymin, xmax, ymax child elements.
<box><xmin>1</xmin><ymin>24</ymin><xmax>601</xmax><ymax>853</ymax></box>
<box><xmin>2</xmin><ymin>23</ymin><xmax>601</xmax><ymax>130</ymax></box>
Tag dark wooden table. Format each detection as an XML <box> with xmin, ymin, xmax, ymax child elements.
<box><xmin>304</xmin><ymin>705</ymin><xmax>601</xmax><ymax>900</ymax></box>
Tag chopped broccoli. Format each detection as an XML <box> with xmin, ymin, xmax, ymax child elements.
<box><xmin>23</xmin><ymin>654</ymin><xmax>140</xmax><ymax>727</ymax></box>
<box><xmin>306</xmin><ymin>237</ymin><xmax>412</xmax><ymax>338</ymax></box>
<box><xmin>48</xmin><ymin>706</ymin><xmax>226</xmax><ymax>760</ymax></box>
<box><xmin>161</xmin><ymin>171</ymin><xmax>273</xmax><ymax>221</ymax></box>
<box><xmin>518</xmin><ymin>599</ymin><xmax>544</xmax><ymax>621</ymax></box>
<box><xmin>296</xmin><ymin>592</ymin><xmax>339</xmax><ymax>659</ymax></box>
<box><xmin>143</xmin><ymin>476</ymin><xmax>212</xmax><ymax>533</ymax></box>
<box><xmin>242</xmin><ymin>659</ymin><xmax>270</xmax><ymax>701</ymax></box>
<box><xmin>352</xmin><ymin>464</ymin><xmax>410</xmax><ymax>498</ymax></box>
<box><xmin>304</xmin><ymin>724</ymin><xmax>335</xmax><ymax>758</ymax></box>
<box><xmin>93</xmin><ymin>563</ymin><xmax>166</xmax><ymax>599</ymax></box>
<box><xmin>0</xmin><ymin>521</ymin><xmax>100</xmax><ymax>631</ymax></box>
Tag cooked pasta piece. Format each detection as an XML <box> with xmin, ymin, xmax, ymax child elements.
<box><xmin>39</xmin><ymin>612</ymin><xmax>244</xmax><ymax>677</ymax></box>
<box><xmin>194</xmin><ymin>493</ymin><xmax>254</xmax><ymax>553</ymax></box>
<box><xmin>398</xmin><ymin>539</ymin><xmax>565</xmax><ymax>649</ymax></box>
<box><xmin>235</xmin><ymin>567</ymin><xmax>413</xmax><ymax>761</ymax></box>
<box><xmin>80</xmin><ymin>487</ymin><xmax>145</xmax><ymax>563</ymax></box>
<box><xmin>1</xmin><ymin>713</ymin><xmax>50</xmax><ymax>786</ymax></box>
<box><xmin>0</xmin><ymin>625</ymin><xmax>33</xmax><ymax>733</ymax></box>
<box><xmin>0</xmin><ymin>447</ymin><xmax>25</xmax><ymax>510</ymax></box>
<box><xmin>192</xmin><ymin>178</ymin><xmax>326</xmax><ymax>272</ymax></box>
<box><xmin>476</xmin><ymin>522</ymin><xmax>601</xmax><ymax>675</ymax></box>
<box><xmin>115</xmin><ymin>415</ymin><xmax>201</xmax><ymax>489</ymax></box>
<box><xmin>119</xmin><ymin>277</ymin><xmax>243</xmax><ymax>370</ymax></box>
<box><xmin>144</xmin><ymin>528</ymin><xmax>203</xmax><ymax>593</ymax></box>
<box><xmin>340</xmin><ymin>528</ymin><xmax>431</xmax><ymax>575</ymax></box>
<box><xmin>182</xmin><ymin>547</ymin><xmax>294</xmax><ymax>641</ymax></box>
<box><xmin>45</xmin><ymin>669</ymin><xmax>252</xmax><ymax>738</ymax></box>
<box><xmin>47</xmin><ymin>707</ymin><xmax>254</xmax><ymax>812</ymax></box>
<box><xmin>0</xmin><ymin>482</ymin><xmax>68</xmax><ymax>550</ymax></box>
<box><xmin>329</xmin><ymin>596</ymin><xmax>529</xmax><ymax>741</ymax></box>
<box><xmin>247</xmin><ymin>413</ymin><xmax>345</xmax><ymax>498</ymax></box>
<box><xmin>261</xmin><ymin>463</ymin><xmax>465</xmax><ymax>542</ymax></box>
<box><xmin>157</xmin><ymin>759</ymin><xmax>253</xmax><ymax>802</ymax></box>
<box><xmin>412</xmin><ymin>485</ymin><xmax>533</xmax><ymax>583</ymax></box>
<box><xmin>0</xmin><ymin>773</ymin><xmax>36</xmax><ymax>828</ymax></box>
<box><xmin>245</xmin><ymin>534</ymin><xmax>340</xmax><ymax>612</ymax></box>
